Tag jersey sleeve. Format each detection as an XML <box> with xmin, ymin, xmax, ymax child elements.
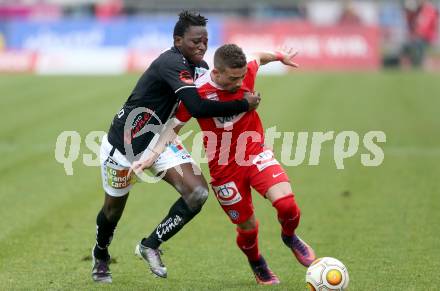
<box><xmin>248</xmin><ymin>59</ymin><xmax>259</xmax><ymax>75</ymax></box>
<box><xmin>244</xmin><ymin>59</ymin><xmax>260</xmax><ymax>91</ymax></box>
<box><xmin>175</xmin><ymin>101</ymin><xmax>192</xmax><ymax>124</ymax></box>
<box><xmin>159</xmin><ymin>55</ymin><xmax>196</xmax><ymax>93</ymax></box>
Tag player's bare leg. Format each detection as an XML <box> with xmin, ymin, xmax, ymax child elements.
<box><xmin>136</xmin><ymin>163</ymin><xmax>209</xmax><ymax>278</ymax></box>
<box><xmin>236</xmin><ymin>215</ymin><xmax>280</xmax><ymax>285</ymax></box>
<box><xmin>92</xmin><ymin>193</ymin><xmax>129</xmax><ymax>283</ymax></box>
<box><xmin>266</xmin><ymin>182</ymin><xmax>316</xmax><ymax>267</ymax></box>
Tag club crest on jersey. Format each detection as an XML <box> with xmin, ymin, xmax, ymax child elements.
<box><xmin>213</xmin><ymin>182</ymin><xmax>242</xmax><ymax>206</ymax></box>
<box><xmin>228</xmin><ymin>210</ymin><xmax>240</xmax><ymax>220</ymax></box>
<box><xmin>179</xmin><ymin>70</ymin><xmax>194</xmax><ymax>85</ymax></box>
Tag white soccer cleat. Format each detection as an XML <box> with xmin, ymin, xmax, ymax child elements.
<box><xmin>91</xmin><ymin>248</ymin><xmax>112</xmax><ymax>283</ymax></box>
<box><xmin>135</xmin><ymin>243</ymin><xmax>167</xmax><ymax>278</ymax></box>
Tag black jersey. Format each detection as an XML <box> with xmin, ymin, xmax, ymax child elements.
<box><xmin>107</xmin><ymin>47</ymin><xmax>208</xmax><ymax>157</ymax></box>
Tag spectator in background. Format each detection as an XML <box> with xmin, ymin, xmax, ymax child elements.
<box><xmin>95</xmin><ymin>0</ymin><xmax>123</xmax><ymax>20</ymax></box>
<box><xmin>339</xmin><ymin>0</ymin><xmax>362</xmax><ymax>26</ymax></box>
<box><xmin>402</xmin><ymin>0</ymin><xmax>439</xmax><ymax>68</ymax></box>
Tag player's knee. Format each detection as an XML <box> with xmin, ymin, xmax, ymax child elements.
<box><xmin>273</xmin><ymin>194</ymin><xmax>300</xmax><ymax>219</ymax></box>
<box><xmin>184</xmin><ymin>185</ymin><xmax>209</xmax><ymax>212</ymax></box>
<box><xmin>191</xmin><ymin>185</ymin><xmax>209</xmax><ymax>208</ymax></box>
<box><xmin>238</xmin><ymin>217</ymin><xmax>258</xmax><ymax>231</ymax></box>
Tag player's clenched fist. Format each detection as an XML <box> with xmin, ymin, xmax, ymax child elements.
<box><xmin>128</xmin><ymin>150</ymin><xmax>160</xmax><ymax>177</ymax></box>
<box><xmin>244</xmin><ymin>91</ymin><xmax>261</xmax><ymax>111</ymax></box>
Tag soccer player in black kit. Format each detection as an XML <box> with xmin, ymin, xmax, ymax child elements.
<box><xmin>91</xmin><ymin>11</ymin><xmax>261</xmax><ymax>283</ymax></box>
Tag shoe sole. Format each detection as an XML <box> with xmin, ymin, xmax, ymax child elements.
<box><xmin>255</xmin><ymin>276</ymin><xmax>280</xmax><ymax>285</ymax></box>
<box><xmin>92</xmin><ymin>276</ymin><xmax>112</xmax><ymax>283</ymax></box>
<box><xmin>134</xmin><ymin>244</ymin><xmax>167</xmax><ymax>279</ymax></box>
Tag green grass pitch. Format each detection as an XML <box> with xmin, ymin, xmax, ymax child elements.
<box><xmin>0</xmin><ymin>71</ymin><xmax>439</xmax><ymax>290</ymax></box>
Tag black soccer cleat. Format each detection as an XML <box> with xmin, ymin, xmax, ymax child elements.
<box><xmin>91</xmin><ymin>248</ymin><xmax>112</xmax><ymax>283</ymax></box>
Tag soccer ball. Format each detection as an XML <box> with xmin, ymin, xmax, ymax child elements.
<box><xmin>306</xmin><ymin>257</ymin><xmax>349</xmax><ymax>291</ymax></box>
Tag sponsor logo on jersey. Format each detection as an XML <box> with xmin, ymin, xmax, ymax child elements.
<box><xmin>126</xmin><ymin>111</ymin><xmax>154</xmax><ymax>144</ymax></box>
<box><xmin>106</xmin><ymin>162</ymin><xmax>132</xmax><ymax>189</ymax></box>
<box><xmin>179</xmin><ymin>70</ymin><xmax>194</xmax><ymax>85</ymax></box>
<box><xmin>213</xmin><ymin>112</ymin><xmax>246</xmax><ymax>129</ymax></box>
<box><xmin>272</xmin><ymin>172</ymin><xmax>284</xmax><ymax>178</ymax></box>
<box><xmin>169</xmin><ymin>143</ymin><xmax>191</xmax><ymax>159</ymax></box>
<box><xmin>216</xmin><ymin>115</ymin><xmax>239</xmax><ymax>124</ymax></box>
<box><xmin>213</xmin><ymin>182</ymin><xmax>242</xmax><ymax>205</ymax></box>
<box><xmin>123</xmin><ymin>107</ymin><xmax>161</xmax><ymax>146</ymax></box>
<box><xmin>206</xmin><ymin>92</ymin><xmax>218</xmax><ymax>101</ymax></box>
<box><xmin>252</xmin><ymin>150</ymin><xmax>280</xmax><ymax>171</ymax></box>
<box><xmin>106</xmin><ymin>156</ymin><xmax>119</xmax><ymax>167</ymax></box>
<box><xmin>170</xmin><ymin>143</ymin><xmax>184</xmax><ymax>153</ymax></box>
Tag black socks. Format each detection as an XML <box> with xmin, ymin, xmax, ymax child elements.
<box><xmin>94</xmin><ymin>209</ymin><xmax>118</xmax><ymax>260</ymax></box>
<box><xmin>142</xmin><ymin>197</ymin><xmax>201</xmax><ymax>249</ymax></box>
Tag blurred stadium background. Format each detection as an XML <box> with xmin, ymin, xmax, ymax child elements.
<box><xmin>1</xmin><ymin>1</ymin><xmax>439</xmax><ymax>290</ymax></box>
<box><xmin>0</xmin><ymin>0</ymin><xmax>439</xmax><ymax>73</ymax></box>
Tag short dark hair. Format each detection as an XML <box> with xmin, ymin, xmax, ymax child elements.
<box><xmin>173</xmin><ymin>10</ymin><xmax>207</xmax><ymax>37</ymax></box>
<box><xmin>214</xmin><ymin>44</ymin><xmax>247</xmax><ymax>71</ymax></box>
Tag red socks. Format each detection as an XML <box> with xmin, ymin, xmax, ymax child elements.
<box><xmin>272</xmin><ymin>194</ymin><xmax>301</xmax><ymax>236</ymax></box>
<box><xmin>236</xmin><ymin>222</ymin><xmax>260</xmax><ymax>262</ymax></box>
<box><xmin>236</xmin><ymin>195</ymin><xmax>300</xmax><ymax>262</ymax></box>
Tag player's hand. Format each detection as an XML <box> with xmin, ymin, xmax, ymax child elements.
<box><xmin>127</xmin><ymin>152</ymin><xmax>159</xmax><ymax>177</ymax></box>
<box><xmin>244</xmin><ymin>91</ymin><xmax>261</xmax><ymax>111</ymax></box>
<box><xmin>278</xmin><ymin>48</ymin><xmax>299</xmax><ymax>68</ymax></box>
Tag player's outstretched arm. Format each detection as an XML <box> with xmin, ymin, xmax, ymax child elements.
<box><xmin>256</xmin><ymin>48</ymin><xmax>299</xmax><ymax>67</ymax></box>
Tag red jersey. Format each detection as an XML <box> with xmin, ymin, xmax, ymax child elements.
<box><xmin>175</xmin><ymin>60</ymin><xmax>264</xmax><ymax>179</ymax></box>
<box><xmin>415</xmin><ymin>2</ymin><xmax>438</xmax><ymax>43</ymax></box>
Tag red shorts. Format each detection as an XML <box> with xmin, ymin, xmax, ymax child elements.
<box><xmin>210</xmin><ymin>149</ymin><xmax>290</xmax><ymax>224</ymax></box>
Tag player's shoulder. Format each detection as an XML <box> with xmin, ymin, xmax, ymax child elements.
<box><xmin>247</xmin><ymin>59</ymin><xmax>259</xmax><ymax>70</ymax></box>
<box><xmin>196</xmin><ymin>76</ymin><xmax>221</xmax><ymax>101</ymax></box>
<box><xmin>158</xmin><ymin>47</ymin><xmax>190</xmax><ymax>70</ymax></box>
<box><xmin>244</xmin><ymin>59</ymin><xmax>259</xmax><ymax>79</ymax></box>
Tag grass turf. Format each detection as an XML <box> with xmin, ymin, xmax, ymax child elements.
<box><xmin>0</xmin><ymin>71</ymin><xmax>439</xmax><ymax>290</ymax></box>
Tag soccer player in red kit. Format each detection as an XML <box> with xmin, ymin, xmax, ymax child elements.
<box><xmin>131</xmin><ymin>44</ymin><xmax>316</xmax><ymax>285</ymax></box>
